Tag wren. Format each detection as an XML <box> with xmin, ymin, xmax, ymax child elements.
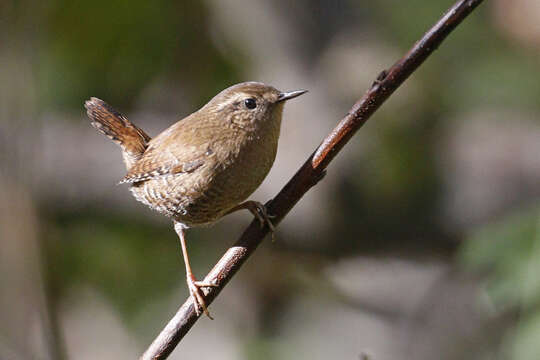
<box><xmin>85</xmin><ymin>82</ymin><xmax>306</xmax><ymax>318</ymax></box>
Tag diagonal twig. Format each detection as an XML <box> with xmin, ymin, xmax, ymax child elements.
<box><xmin>140</xmin><ymin>0</ymin><xmax>485</xmax><ymax>358</ymax></box>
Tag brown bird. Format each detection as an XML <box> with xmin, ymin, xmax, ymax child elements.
<box><xmin>85</xmin><ymin>82</ymin><xmax>306</xmax><ymax>318</ymax></box>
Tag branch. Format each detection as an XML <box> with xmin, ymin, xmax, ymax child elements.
<box><xmin>140</xmin><ymin>0</ymin><xmax>484</xmax><ymax>358</ymax></box>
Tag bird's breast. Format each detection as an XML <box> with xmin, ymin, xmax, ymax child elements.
<box><xmin>183</xmin><ymin>115</ymin><xmax>282</xmax><ymax>225</ymax></box>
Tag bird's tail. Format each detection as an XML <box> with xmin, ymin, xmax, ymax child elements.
<box><xmin>85</xmin><ymin>97</ymin><xmax>151</xmax><ymax>171</ymax></box>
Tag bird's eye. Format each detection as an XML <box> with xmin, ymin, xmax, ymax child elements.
<box><xmin>244</xmin><ymin>98</ymin><xmax>257</xmax><ymax>109</ymax></box>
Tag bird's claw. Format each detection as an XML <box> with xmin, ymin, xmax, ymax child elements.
<box><xmin>187</xmin><ymin>275</ymin><xmax>215</xmax><ymax>319</ymax></box>
<box><xmin>250</xmin><ymin>202</ymin><xmax>276</xmax><ymax>241</ymax></box>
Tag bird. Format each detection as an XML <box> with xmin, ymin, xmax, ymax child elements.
<box><xmin>84</xmin><ymin>82</ymin><xmax>306</xmax><ymax>318</ymax></box>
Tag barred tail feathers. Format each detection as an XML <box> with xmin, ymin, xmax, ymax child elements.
<box><xmin>85</xmin><ymin>97</ymin><xmax>151</xmax><ymax>170</ymax></box>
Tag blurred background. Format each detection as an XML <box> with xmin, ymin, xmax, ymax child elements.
<box><xmin>2</xmin><ymin>0</ymin><xmax>540</xmax><ymax>359</ymax></box>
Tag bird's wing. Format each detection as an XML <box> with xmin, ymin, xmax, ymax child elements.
<box><xmin>119</xmin><ymin>115</ymin><xmax>213</xmax><ymax>184</ymax></box>
<box><xmin>119</xmin><ymin>153</ymin><xmax>206</xmax><ymax>184</ymax></box>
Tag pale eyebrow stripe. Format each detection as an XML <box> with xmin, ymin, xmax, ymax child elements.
<box><xmin>215</xmin><ymin>92</ymin><xmax>251</xmax><ymax>111</ymax></box>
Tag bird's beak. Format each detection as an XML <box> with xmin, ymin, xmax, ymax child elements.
<box><xmin>277</xmin><ymin>89</ymin><xmax>308</xmax><ymax>102</ymax></box>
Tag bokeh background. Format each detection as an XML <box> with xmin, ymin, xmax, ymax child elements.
<box><xmin>2</xmin><ymin>0</ymin><xmax>540</xmax><ymax>359</ymax></box>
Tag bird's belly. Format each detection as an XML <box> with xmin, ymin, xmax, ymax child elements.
<box><xmin>183</xmin><ymin>144</ymin><xmax>276</xmax><ymax>226</ymax></box>
<box><xmin>128</xmin><ymin>146</ymin><xmax>276</xmax><ymax>227</ymax></box>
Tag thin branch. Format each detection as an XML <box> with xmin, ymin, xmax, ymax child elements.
<box><xmin>140</xmin><ymin>0</ymin><xmax>484</xmax><ymax>358</ymax></box>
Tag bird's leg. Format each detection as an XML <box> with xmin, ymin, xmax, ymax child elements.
<box><xmin>225</xmin><ymin>201</ymin><xmax>276</xmax><ymax>240</ymax></box>
<box><xmin>174</xmin><ymin>221</ymin><xmax>216</xmax><ymax>319</ymax></box>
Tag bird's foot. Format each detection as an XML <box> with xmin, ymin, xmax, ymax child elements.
<box><xmin>186</xmin><ymin>274</ymin><xmax>217</xmax><ymax>319</ymax></box>
<box><xmin>248</xmin><ymin>201</ymin><xmax>276</xmax><ymax>241</ymax></box>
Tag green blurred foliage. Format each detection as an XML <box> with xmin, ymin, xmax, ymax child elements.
<box><xmin>461</xmin><ymin>207</ymin><xmax>540</xmax><ymax>359</ymax></box>
<box><xmin>43</xmin><ymin>207</ymin><xmax>223</xmax><ymax>327</ymax></box>
<box><xmin>44</xmin><ymin>209</ymin><xmax>181</xmax><ymax>318</ymax></box>
<box><xmin>333</xmin><ymin>115</ymin><xmax>445</xmax><ymax>256</ymax></box>
<box><xmin>38</xmin><ymin>0</ymin><xmax>242</xmax><ymax>110</ymax></box>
